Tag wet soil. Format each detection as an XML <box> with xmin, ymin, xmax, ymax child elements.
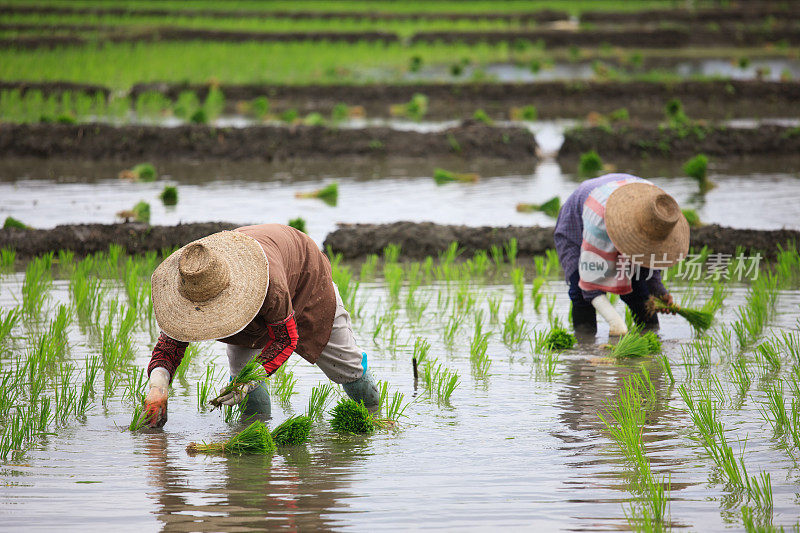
<box><xmin>3</xmin><ymin>221</ymin><xmax>795</xmax><ymax>261</ymax></box>
<box><xmin>582</xmin><ymin>6</ymin><xmax>800</xmax><ymax>24</ymax></box>
<box><xmin>558</xmin><ymin>124</ymin><xmax>800</xmax><ymax>160</ymax></box>
<box><xmin>0</xmin><ymin>5</ymin><xmax>568</xmax><ymax>23</ymax></box>
<box><xmin>3</xmin><ymin>80</ymin><xmax>797</xmax><ymax>122</ymax></box>
<box><xmin>410</xmin><ymin>28</ymin><xmax>800</xmax><ymax>48</ymax></box>
<box><xmin>127</xmin><ymin>80</ymin><xmax>800</xmax><ymax>121</ymax></box>
<box><xmin>0</xmin><ymin>122</ymin><xmax>537</xmax><ymax>161</ymax></box>
<box><xmin>2</xmin><ymin>26</ymin><xmax>797</xmax><ymax>49</ymax></box>
<box><xmin>323</xmin><ymin>221</ymin><xmax>800</xmax><ymax>261</ymax></box>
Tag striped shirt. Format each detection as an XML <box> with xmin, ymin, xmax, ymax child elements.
<box><xmin>554</xmin><ymin>174</ymin><xmax>667</xmax><ymax>300</ymax></box>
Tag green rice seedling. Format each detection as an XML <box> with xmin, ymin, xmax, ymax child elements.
<box><xmin>295</xmin><ymin>182</ymin><xmax>338</xmax><ymax>206</ymax></box>
<box><xmin>21</xmin><ymin>253</ymin><xmax>53</xmax><ymax>316</ymax></box>
<box><xmin>0</xmin><ymin>307</ymin><xmax>21</xmax><ymax>343</ymax></box>
<box><xmin>330</xmin><ymin>102</ymin><xmax>350</xmax><ymax>123</ymax></box>
<box><xmin>53</xmin><ymin>363</ymin><xmax>77</xmax><ymax>426</ymax></box>
<box><xmin>502</xmin><ymin>308</ymin><xmax>528</xmax><ymax>349</ymax></box>
<box><xmin>578</xmin><ymin>150</ymin><xmax>603</xmax><ymax>178</ymax></box>
<box><xmin>516</xmin><ymin>197</ymin><xmax>561</xmax><ymax>218</ymax></box>
<box><xmin>307</xmin><ymin>383</ymin><xmax>334</xmax><ymax>419</ymax></box>
<box><xmin>470</xmin><ymin>316</ymin><xmax>492</xmax><ymax>377</ymax></box>
<box><xmin>510</xmin><ymin>105</ymin><xmax>538</xmax><ymax>121</ymax></box>
<box><xmin>272</xmin><ymin>365</ymin><xmax>297</xmax><ymax>405</ymax></box>
<box><xmin>487</xmin><ymin>294</ymin><xmax>501</xmax><ymax>323</ymax></box>
<box><xmin>288</xmin><ymin>217</ymin><xmax>306</xmax><ymax>234</ymax></box>
<box><xmin>383</xmin><ymin>263</ymin><xmax>403</xmax><ymax>303</ymax></box>
<box><xmin>332</xmin><ymin>262</ymin><xmax>360</xmax><ymax>316</ymax></box>
<box><xmin>643</xmin><ymin>331</ymin><xmax>662</xmax><ymax>354</ymax></box>
<box><xmin>756</xmin><ymin>340</ymin><xmax>782</xmax><ymax>373</ymax></box>
<box><xmin>683</xmin><ymin>154</ymin><xmax>714</xmax><ymax>193</ymax></box>
<box><xmin>490</xmin><ymin>244</ymin><xmax>504</xmax><ymax>270</ymax></box>
<box><xmin>187</xmin><ymin>421</ymin><xmax>276</xmax><ymax>455</ymax></box>
<box><xmin>359</xmin><ymin>254</ymin><xmax>379</xmax><ymax>280</ymax></box>
<box><xmin>330</xmin><ymin>398</ymin><xmax>377</xmax><ymax>434</ymax></box>
<box><xmin>0</xmin><ymin>248</ymin><xmax>15</xmax><ymax>271</ymax></box>
<box><xmin>682</xmin><ymin>208</ymin><xmax>702</xmax><ymax>228</ymax></box>
<box><xmin>543</xmin><ymin>327</ymin><xmax>575</xmax><ymax>352</ymax></box>
<box><xmin>504</xmin><ymin>238</ymin><xmax>518</xmax><ymax>267</ymax></box>
<box><xmin>730</xmin><ymin>358</ymin><xmax>752</xmax><ymax>397</ymax></box>
<box><xmin>432</xmin><ymin>168</ymin><xmax>479</xmax><ymax>185</ymax></box>
<box><xmin>778</xmin><ymin>330</ymin><xmax>800</xmax><ymax>364</ymax></box>
<box><xmin>380</xmin><ymin>386</ymin><xmax>409</xmax><ymax>422</ymax></box>
<box><xmin>271</xmin><ymin>415</ymin><xmax>312</xmax><ymax>446</ymax></box>
<box><xmin>128</xmin><ymin>402</ymin><xmax>149</xmax><ymax>432</ymax></box>
<box><xmin>70</xmin><ymin>274</ymin><xmax>105</xmax><ymax>321</ymax></box>
<box><xmin>598</xmin><ymin>372</ymin><xmax>654</xmax><ymax>466</ymax></box>
<box><xmin>120</xmin><ymin>162</ymin><xmax>157</xmax><ymax>182</ymax></box>
<box><xmin>3</xmin><ymin>216</ymin><xmax>28</xmax><ymax>230</ymax></box>
<box><xmin>443</xmin><ymin>314</ymin><xmax>462</xmax><ymax>346</ymax></box>
<box><xmin>202</xmin><ymin>86</ymin><xmax>225</xmax><ymax>121</ymax></box>
<box><xmin>472</xmin><ymin>109</ymin><xmax>493</xmax><ymax>125</ymax></box>
<box><xmin>436</xmin><ymin>368</ymin><xmax>460</xmax><ymax>404</ymax></box>
<box><xmin>383</xmin><ymin>243</ymin><xmax>401</xmax><ymax>264</ymax></box>
<box><xmin>646</xmin><ymin>296</ymin><xmax>713</xmax><ymax>331</ymax></box>
<box><xmin>511</xmin><ymin>267</ymin><xmax>525</xmax><ymax>306</ymax></box>
<box><xmin>159</xmin><ymin>185</ymin><xmax>178</xmax><ymax>206</ymax></box>
<box><xmin>210</xmin><ymin>356</ymin><xmax>267</xmax><ymax>408</ymax></box>
<box><xmin>304</xmin><ymin>112</ymin><xmax>326</xmax><ymax>126</ymax></box>
<box><xmin>119</xmin><ymin>201</ymin><xmax>150</xmax><ymax>224</ymax></box>
<box><xmin>659</xmin><ymin>354</ymin><xmax>675</xmax><ymax>385</ymax></box>
<box><xmin>196</xmin><ymin>366</ymin><xmax>221</xmax><ymax>411</ymax></box>
<box><xmin>393</xmin><ymin>93</ymin><xmax>427</xmax><ymax>121</ymax></box>
<box><xmin>413</xmin><ymin>337</ymin><xmax>431</xmax><ymax>366</ymax></box>
<box><xmin>466</xmin><ymin>250</ymin><xmax>490</xmax><ymax>277</ymax></box>
<box><xmin>760</xmin><ymin>382</ymin><xmax>789</xmax><ymax>435</ymax></box>
<box><xmin>611</xmin><ymin>328</ymin><xmax>653</xmax><ymax>359</ymax></box>
<box><xmin>249</xmin><ymin>96</ymin><xmax>269</xmax><ymax>120</ymax></box>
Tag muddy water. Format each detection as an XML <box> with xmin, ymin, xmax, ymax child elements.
<box><xmin>1</xmin><ymin>154</ymin><xmax>799</xmax><ymax>245</ymax></box>
<box><xmin>1</xmin><ymin>271</ymin><xmax>799</xmax><ymax>531</ymax></box>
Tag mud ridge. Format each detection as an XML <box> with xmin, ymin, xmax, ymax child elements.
<box><xmin>323</xmin><ymin>222</ymin><xmax>800</xmax><ymax>261</ymax></box>
<box><xmin>558</xmin><ymin>124</ymin><xmax>800</xmax><ymax>160</ymax></box>
<box><xmin>0</xmin><ymin>122</ymin><xmax>537</xmax><ymax>161</ymax></box>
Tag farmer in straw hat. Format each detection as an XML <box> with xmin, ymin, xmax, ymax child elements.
<box><xmin>554</xmin><ymin>174</ymin><xmax>689</xmax><ymax>336</ymax></box>
<box><xmin>143</xmin><ymin>224</ymin><xmax>379</xmax><ymax>427</ymax></box>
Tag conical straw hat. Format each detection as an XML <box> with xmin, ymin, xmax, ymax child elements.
<box><xmin>605</xmin><ymin>182</ymin><xmax>690</xmax><ymax>269</ymax></box>
<box><xmin>151</xmin><ymin>231</ymin><xmax>269</xmax><ymax>342</ymax></box>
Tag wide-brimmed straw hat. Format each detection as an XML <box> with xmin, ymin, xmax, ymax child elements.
<box><xmin>151</xmin><ymin>231</ymin><xmax>269</xmax><ymax>342</ymax></box>
<box><xmin>605</xmin><ymin>182</ymin><xmax>690</xmax><ymax>269</ymax></box>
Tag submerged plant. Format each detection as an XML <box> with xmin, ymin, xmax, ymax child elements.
<box><xmin>646</xmin><ymin>296</ymin><xmax>713</xmax><ymax>330</ymax></box>
<box><xmin>187</xmin><ymin>421</ymin><xmax>276</xmax><ymax>455</ymax></box>
<box><xmin>210</xmin><ymin>356</ymin><xmax>267</xmax><ymax>408</ymax></box>
<box><xmin>330</xmin><ymin>398</ymin><xmax>377</xmax><ymax>434</ymax></box>
<box><xmin>516</xmin><ymin>196</ymin><xmax>561</xmax><ymax>218</ymax></box>
<box><xmin>295</xmin><ymin>182</ymin><xmax>338</xmax><ymax>206</ymax></box>
<box><xmin>433</xmin><ymin>168</ymin><xmax>479</xmax><ymax>185</ymax></box>
<box><xmin>271</xmin><ymin>415</ymin><xmax>312</xmax><ymax>446</ymax></box>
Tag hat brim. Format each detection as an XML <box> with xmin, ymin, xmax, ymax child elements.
<box><xmin>605</xmin><ymin>182</ymin><xmax>690</xmax><ymax>269</ymax></box>
<box><xmin>151</xmin><ymin>231</ymin><xmax>269</xmax><ymax>342</ymax></box>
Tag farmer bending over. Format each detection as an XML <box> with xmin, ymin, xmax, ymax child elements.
<box><xmin>554</xmin><ymin>174</ymin><xmax>689</xmax><ymax>336</ymax></box>
<box><xmin>143</xmin><ymin>224</ymin><xmax>379</xmax><ymax>427</ymax></box>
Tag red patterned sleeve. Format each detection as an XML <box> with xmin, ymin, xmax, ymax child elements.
<box><xmin>148</xmin><ymin>332</ymin><xmax>189</xmax><ymax>382</ymax></box>
<box><xmin>258</xmin><ymin>314</ymin><xmax>299</xmax><ymax>376</ymax></box>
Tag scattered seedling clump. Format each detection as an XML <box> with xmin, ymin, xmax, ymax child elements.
<box><xmin>295</xmin><ymin>182</ymin><xmax>338</xmax><ymax>206</ymax></box>
<box><xmin>682</xmin><ymin>208</ymin><xmax>702</xmax><ymax>227</ymax></box>
<box><xmin>543</xmin><ymin>327</ymin><xmax>576</xmax><ymax>351</ymax></box>
<box><xmin>516</xmin><ymin>196</ymin><xmax>560</xmax><ymax>218</ymax></box>
<box><xmin>159</xmin><ymin>186</ymin><xmax>178</xmax><ymax>206</ymax></box>
<box><xmin>330</xmin><ymin>398</ymin><xmax>377</xmax><ymax>434</ymax></box>
<box><xmin>3</xmin><ymin>216</ymin><xmax>28</xmax><ymax>230</ymax></box>
<box><xmin>433</xmin><ymin>168</ymin><xmax>479</xmax><ymax>185</ymax></box>
<box><xmin>271</xmin><ymin>415</ymin><xmax>312</xmax><ymax>446</ymax></box>
<box><xmin>119</xmin><ymin>163</ymin><xmax>157</xmax><ymax>182</ymax></box>
<box><xmin>683</xmin><ymin>154</ymin><xmax>714</xmax><ymax>193</ymax></box>
<box><xmin>578</xmin><ymin>150</ymin><xmax>604</xmax><ymax>178</ymax></box>
<box><xmin>186</xmin><ymin>421</ymin><xmax>275</xmax><ymax>455</ymax></box>
<box><xmin>288</xmin><ymin>217</ymin><xmax>307</xmax><ymax>234</ymax></box>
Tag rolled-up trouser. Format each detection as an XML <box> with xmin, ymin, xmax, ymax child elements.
<box><xmin>226</xmin><ymin>285</ymin><xmax>365</xmax><ymax>384</ymax></box>
<box><xmin>568</xmin><ymin>269</ymin><xmax>659</xmax><ymax>332</ymax></box>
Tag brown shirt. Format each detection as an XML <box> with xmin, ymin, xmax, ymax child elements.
<box><xmin>218</xmin><ymin>224</ymin><xmax>336</xmax><ymax>363</ymax></box>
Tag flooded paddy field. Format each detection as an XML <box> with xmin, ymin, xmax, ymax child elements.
<box><xmin>1</xmin><ymin>155</ymin><xmax>799</xmax><ymax>246</ymax></box>
<box><xmin>1</xmin><ymin>246</ymin><xmax>799</xmax><ymax>531</ymax></box>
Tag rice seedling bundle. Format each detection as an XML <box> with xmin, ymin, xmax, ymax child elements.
<box><xmin>330</xmin><ymin>398</ymin><xmax>377</xmax><ymax>434</ymax></box>
<box><xmin>210</xmin><ymin>356</ymin><xmax>267</xmax><ymax>408</ymax></box>
<box><xmin>433</xmin><ymin>168</ymin><xmax>479</xmax><ymax>185</ymax></box>
<box><xmin>646</xmin><ymin>296</ymin><xmax>713</xmax><ymax>330</ymax></box>
<box><xmin>3</xmin><ymin>216</ymin><xmax>28</xmax><ymax>230</ymax></box>
<box><xmin>271</xmin><ymin>415</ymin><xmax>312</xmax><ymax>446</ymax></box>
<box><xmin>543</xmin><ymin>327</ymin><xmax>576</xmax><ymax>351</ymax></box>
<box><xmin>159</xmin><ymin>185</ymin><xmax>178</xmax><ymax>206</ymax></box>
<box><xmin>119</xmin><ymin>163</ymin><xmax>157</xmax><ymax>182</ymax></box>
<box><xmin>288</xmin><ymin>217</ymin><xmax>307</xmax><ymax>234</ymax></box>
<box><xmin>516</xmin><ymin>196</ymin><xmax>561</xmax><ymax>218</ymax></box>
<box><xmin>307</xmin><ymin>383</ymin><xmax>334</xmax><ymax>419</ymax></box>
<box><xmin>295</xmin><ymin>182</ymin><xmax>338</xmax><ymax>206</ymax></box>
<box><xmin>578</xmin><ymin>150</ymin><xmax>603</xmax><ymax>178</ymax></box>
<box><xmin>187</xmin><ymin>421</ymin><xmax>276</xmax><ymax>455</ymax></box>
<box><xmin>611</xmin><ymin>330</ymin><xmax>652</xmax><ymax>359</ymax></box>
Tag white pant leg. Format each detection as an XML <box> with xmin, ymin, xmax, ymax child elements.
<box><xmin>226</xmin><ymin>344</ymin><xmax>262</xmax><ymax>378</ymax></box>
<box><xmin>316</xmin><ymin>284</ymin><xmax>365</xmax><ymax>384</ymax></box>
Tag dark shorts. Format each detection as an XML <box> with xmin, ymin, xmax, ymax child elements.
<box><xmin>567</xmin><ymin>269</ymin><xmax>659</xmax><ymax>332</ymax></box>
